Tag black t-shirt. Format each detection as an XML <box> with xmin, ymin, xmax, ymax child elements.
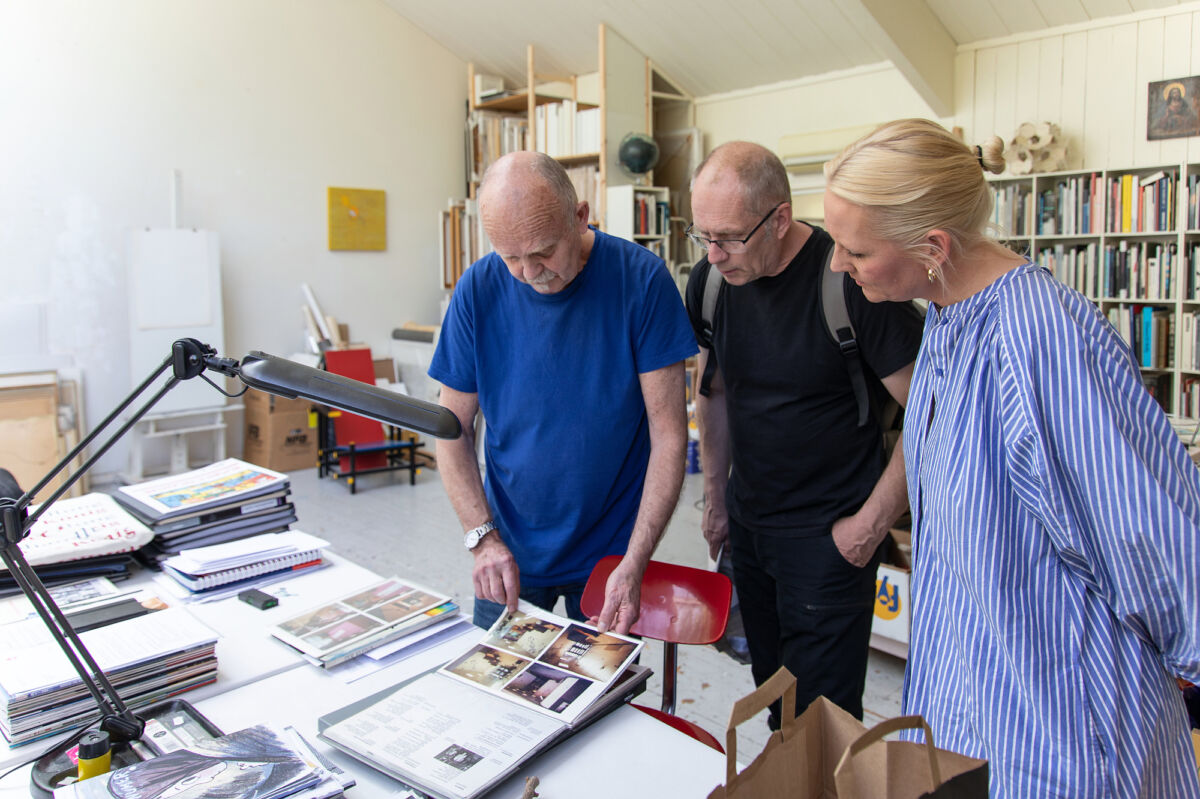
<box><xmin>684</xmin><ymin>225</ymin><xmax>924</xmax><ymax>534</ymax></box>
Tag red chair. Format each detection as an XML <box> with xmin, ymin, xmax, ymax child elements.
<box><xmin>580</xmin><ymin>555</ymin><xmax>732</xmax><ymax>752</ymax></box>
<box><xmin>319</xmin><ymin>348</ymin><xmax>425</xmax><ymax>493</ymax></box>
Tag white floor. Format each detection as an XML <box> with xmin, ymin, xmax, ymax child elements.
<box><xmin>284</xmin><ymin>460</ymin><xmax>907</xmax><ymax>758</ymax></box>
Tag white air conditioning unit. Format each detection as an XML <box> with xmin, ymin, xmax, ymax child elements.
<box><xmin>779</xmin><ymin>124</ymin><xmax>877</xmax><ymax>173</ymax></box>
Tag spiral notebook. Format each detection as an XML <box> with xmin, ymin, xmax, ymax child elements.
<box><xmin>161</xmin><ymin>531</ymin><xmax>329</xmax><ymax>593</ymax></box>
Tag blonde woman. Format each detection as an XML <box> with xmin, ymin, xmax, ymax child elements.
<box><xmin>823</xmin><ymin>118</ymin><xmax>1200</xmax><ymax>797</ymax></box>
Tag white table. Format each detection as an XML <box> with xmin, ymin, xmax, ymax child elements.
<box><xmin>0</xmin><ymin>554</ymin><xmax>730</xmax><ymax>797</ymax></box>
<box><xmin>188</xmin><ymin>637</ymin><xmax>729</xmax><ymax>798</ymax></box>
<box><xmin>0</xmin><ymin>552</ymin><xmax>384</xmax><ymax>770</ymax></box>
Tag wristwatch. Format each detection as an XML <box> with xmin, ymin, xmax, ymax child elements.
<box><xmin>464</xmin><ymin>521</ymin><xmax>497</xmax><ymax>550</ymax></box>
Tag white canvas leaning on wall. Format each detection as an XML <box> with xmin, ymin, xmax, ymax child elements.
<box><xmin>127</xmin><ymin>228</ymin><xmax>225</xmax><ymax>414</ymax></box>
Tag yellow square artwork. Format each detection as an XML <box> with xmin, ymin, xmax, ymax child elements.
<box><xmin>328</xmin><ymin>187</ymin><xmax>386</xmax><ymax>251</ymax></box>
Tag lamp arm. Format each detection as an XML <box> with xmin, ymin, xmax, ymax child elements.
<box><xmin>0</xmin><ymin>337</ymin><xmax>463</xmax><ymax>750</ymax></box>
<box><xmin>22</xmin><ymin>371</ymin><xmax>180</xmax><ymax>532</ymax></box>
<box><xmin>17</xmin><ymin>356</ymin><xmax>175</xmax><ymax>524</ymax></box>
<box><xmin>0</xmin><ymin>540</ymin><xmax>141</xmax><ymax>740</ymax></box>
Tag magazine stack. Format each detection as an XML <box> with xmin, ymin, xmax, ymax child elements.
<box><xmin>0</xmin><ymin>608</ymin><xmax>219</xmax><ymax>747</ymax></box>
<box><xmin>114</xmin><ymin>459</ymin><xmax>297</xmax><ymax>560</ymax></box>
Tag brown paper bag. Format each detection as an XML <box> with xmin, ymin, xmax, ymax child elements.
<box><xmin>834</xmin><ymin>714</ymin><xmax>988</xmax><ymax>798</ymax></box>
<box><xmin>707</xmin><ymin>668</ymin><xmax>987</xmax><ymax>799</ymax></box>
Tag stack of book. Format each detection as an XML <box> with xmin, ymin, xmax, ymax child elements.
<box><xmin>159</xmin><ymin>530</ymin><xmax>330</xmax><ymax>601</ymax></box>
<box><xmin>0</xmin><ymin>607</ymin><xmax>219</xmax><ymax>746</ymax></box>
<box><xmin>269</xmin><ymin>577</ymin><xmax>460</xmax><ymax>669</ymax></box>
<box><xmin>114</xmin><ymin>458</ymin><xmax>296</xmax><ymax>560</ymax></box>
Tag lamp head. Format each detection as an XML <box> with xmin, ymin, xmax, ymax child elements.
<box><xmin>234</xmin><ymin>351</ymin><xmax>461</xmax><ymax>440</ymax></box>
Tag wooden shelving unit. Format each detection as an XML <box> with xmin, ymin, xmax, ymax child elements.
<box><xmin>988</xmin><ymin>161</ymin><xmax>1200</xmax><ymax>417</ymax></box>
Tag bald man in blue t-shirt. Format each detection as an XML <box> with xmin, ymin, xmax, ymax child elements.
<box><xmin>429</xmin><ymin>151</ymin><xmax>697</xmax><ymax>635</ymax></box>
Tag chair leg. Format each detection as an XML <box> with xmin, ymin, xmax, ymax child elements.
<box><xmin>661</xmin><ymin>641</ymin><xmax>678</xmax><ymax>716</ymax></box>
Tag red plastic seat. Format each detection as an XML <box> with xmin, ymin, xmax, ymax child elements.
<box><xmin>580</xmin><ymin>555</ymin><xmax>732</xmax><ymax>752</ymax></box>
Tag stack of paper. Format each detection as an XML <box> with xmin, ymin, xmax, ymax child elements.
<box><xmin>0</xmin><ymin>608</ymin><xmax>218</xmax><ymax>746</ymax></box>
<box><xmin>159</xmin><ymin>530</ymin><xmax>330</xmax><ymax>599</ymax></box>
<box><xmin>269</xmin><ymin>577</ymin><xmax>461</xmax><ymax>669</ymax></box>
<box><xmin>115</xmin><ymin>458</ymin><xmax>297</xmax><ymax>559</ymax></box>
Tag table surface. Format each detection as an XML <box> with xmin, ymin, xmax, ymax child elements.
<box><xmin>0</xmin><ymin>552</ymin><xmax>382</xmax><ymax>770</ymax></box>
<box><xmin>0</xmin><ymin>553</ymin><xmax>730</xmax><ymax>797</ymax></box>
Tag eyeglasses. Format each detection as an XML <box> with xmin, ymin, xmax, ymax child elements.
<box><xmin>685</xmin><ymin>202</ymin><xmax>784</xmax><ymax>254</ymax></box>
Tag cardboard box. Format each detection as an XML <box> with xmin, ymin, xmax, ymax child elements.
<box><xmin>871</xmin><ymin>529</ymin><xmax>911</xmax><ymax>655</ymax></box>
<box><xmin>242</xmin><ymin>390</ymin><xmax>317</xmax><ymax>472</ymax></box>
<box><xmin>0</xmin><ymin>381</ymin><xmax>72</xmax><ymax>504</ymax></box>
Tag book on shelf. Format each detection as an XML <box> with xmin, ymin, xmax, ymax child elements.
<box><xmin>0</xmin><ymin>608</ymin><xmax>218</xmax><ymax>746</ymax></box>
<box><xmin>269</xmin><ymin>577</ymin><xmax>457</xmax><ymax>668</ymax></box>
<box><xmin>160</xmin><ymin>530</ymin><xmax>329</xmax><ymax>594</ymax></box>
<box><xmin>53</xmin><ymin>723</ymin><xmax>348</xmax><ymax>799</ymax></box>
<box><xmin>317</xmin><ymin>601</ymin><xmax>648</xmax><ymax>799</ymax></box>
<box><xmin>114</xmin><ymin>458</ymin><xmax>289</xmax><ymax>525</ymax></box>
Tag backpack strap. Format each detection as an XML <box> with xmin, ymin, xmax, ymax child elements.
<box><xmin>818</xmin><ymin>245</ymin><xmax>871</xmax><ymax>427</ymax></box>
<box><xmin>697</xmin><ymin>261</ymin><xmax>724</xmax><ymax>397</ymax></box>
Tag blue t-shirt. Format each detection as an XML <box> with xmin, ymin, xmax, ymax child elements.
<box><xmin>429</xmin><ymin>229</ymin><xmax>698</xmax><ymax>586</ymax></box>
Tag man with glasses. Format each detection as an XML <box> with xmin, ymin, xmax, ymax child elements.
<box><xmin>684</xmin><ymin>141</ymin><xmax>922</xmax><ymax>725</ymax></box>
<box><xmin>431</xmin><ymin>151</ymin><xmax>697</xmax><ymax>636</ymax></box>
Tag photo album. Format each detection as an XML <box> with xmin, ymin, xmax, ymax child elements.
<box><xmin>317</xmin><ymin>601</ymin><xmax>647</xmax><ymax>799</ymax></box>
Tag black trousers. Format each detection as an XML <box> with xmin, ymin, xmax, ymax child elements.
<box><xmin>728</xmin><ymin>516</ymin><xmax>882</xmax><ymax>726</ymax></box>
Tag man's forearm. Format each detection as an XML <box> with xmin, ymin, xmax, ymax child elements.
<box><xmin>435</xmin><ymin>424</ymin><xmax>491</xmax><ymax>531</ymax></box>
<box><xmin>696</xmin><ymin>390</ymin><xmax>731</xmax><ymax>505</ymax></box>
<box><xmin>623</xmin><ymin>428</ymin><xmax>687</xmax><ymax>570</ymax></box>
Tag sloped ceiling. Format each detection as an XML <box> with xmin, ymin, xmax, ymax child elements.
<box><xmin>380</xmin><ymin>0</ymin><xmax>1187</xmax><ymax>114</ymax></box>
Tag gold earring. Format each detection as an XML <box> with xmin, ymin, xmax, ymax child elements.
<box><xmin>927</xmin><ymin>267</ymin><xmax>937</xmax><ymax>283</ymax></box>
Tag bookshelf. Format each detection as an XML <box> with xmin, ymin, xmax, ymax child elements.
<box><xmin>449</xmin><ymin>26</ymin><xmax>659</xmax><ymax>288</ymax></box>
<box><xmin>606</xmin><ymin>185</ymin><xmax>671</xmax><ymax>264</ymax></box>
<box><xmin>988</xmin><ymin>161</ymin><xmax>1200</xmax><ymax>417</ymax></box>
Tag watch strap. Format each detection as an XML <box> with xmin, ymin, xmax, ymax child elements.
<box><xmin>464</xmin><ymin>520</ymin><xmax>496</xmax><ymax>549</ymax></box>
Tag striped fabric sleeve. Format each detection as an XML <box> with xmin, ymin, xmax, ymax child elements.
<box><xmin>999</xmin><ymin>278</ymin><xmax>1200</xmax><ymax>679</ymax></box>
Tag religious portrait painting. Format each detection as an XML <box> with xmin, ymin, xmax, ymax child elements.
<box><xmin>1147</xmin><ymin>75</ymin><xmax>1200</xmax><ymax>140</ymax></box>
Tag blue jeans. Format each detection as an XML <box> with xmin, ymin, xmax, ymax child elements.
<box><xmin>472</xmin><ymin>582</ymin><xmax>587</xmax><ymax>629</ymax></box>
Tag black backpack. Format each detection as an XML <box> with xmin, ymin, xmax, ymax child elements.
<box><xmin>696</xmin><ymin>244</ymin><xmax>909</xmax><ymax>437</ymax></box>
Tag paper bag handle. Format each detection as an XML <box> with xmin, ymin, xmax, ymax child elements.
<box><xmin>833</xmin><ymin>715</ymin><xmax>942</xmax><ymax>796</ymax></box>
<box><xmin>721</xmin><ymin>667</ymin><xmax>797</xmax><ymax>787</ymax></box>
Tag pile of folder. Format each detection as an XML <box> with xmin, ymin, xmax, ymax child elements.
<box><xmin>0</xmin><ymin>608</ymin><xmax>219</xmax><ymax>746</ymax></box>
<box><xmin>113</xmin><ymin>458</ymin><xmax>297</xmax><ymax>561</ymax></box>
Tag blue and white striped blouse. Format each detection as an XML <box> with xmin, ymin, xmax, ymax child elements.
<box><xmin>902</xmin><ymin>262</ymin><xmax>1200</xmax><ymax>797</ymax></box>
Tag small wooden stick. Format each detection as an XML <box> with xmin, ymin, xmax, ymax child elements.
<box><xmin>518</xmin><ymin>776</ymin><xmax>540</xmax><ymax>798</ymax></box>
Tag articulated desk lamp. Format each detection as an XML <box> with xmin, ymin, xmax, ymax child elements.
<box><xmin>0</xmin><ymin>339</ymin><xmax>461</xmax><ymax>796</ymax></box>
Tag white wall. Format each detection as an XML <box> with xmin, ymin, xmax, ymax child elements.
<box><xmin>0</xmin><ymin>0</ymin><xmax>467</xmax><ymax>477</ymax></box>
<box><xmin>693</xmin><ymin>5</ymin><xmax>1200</xmax><ymax>171</ymax></box>
<box><xmin>693</xmin><ymin>63</ymin><xmax>942</xmax><ymax>153</ymax></box>
<box><xmin>952</xmin><ymin>7</ymin><xmax>1200</xmax><ymax>168</ymax></box>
